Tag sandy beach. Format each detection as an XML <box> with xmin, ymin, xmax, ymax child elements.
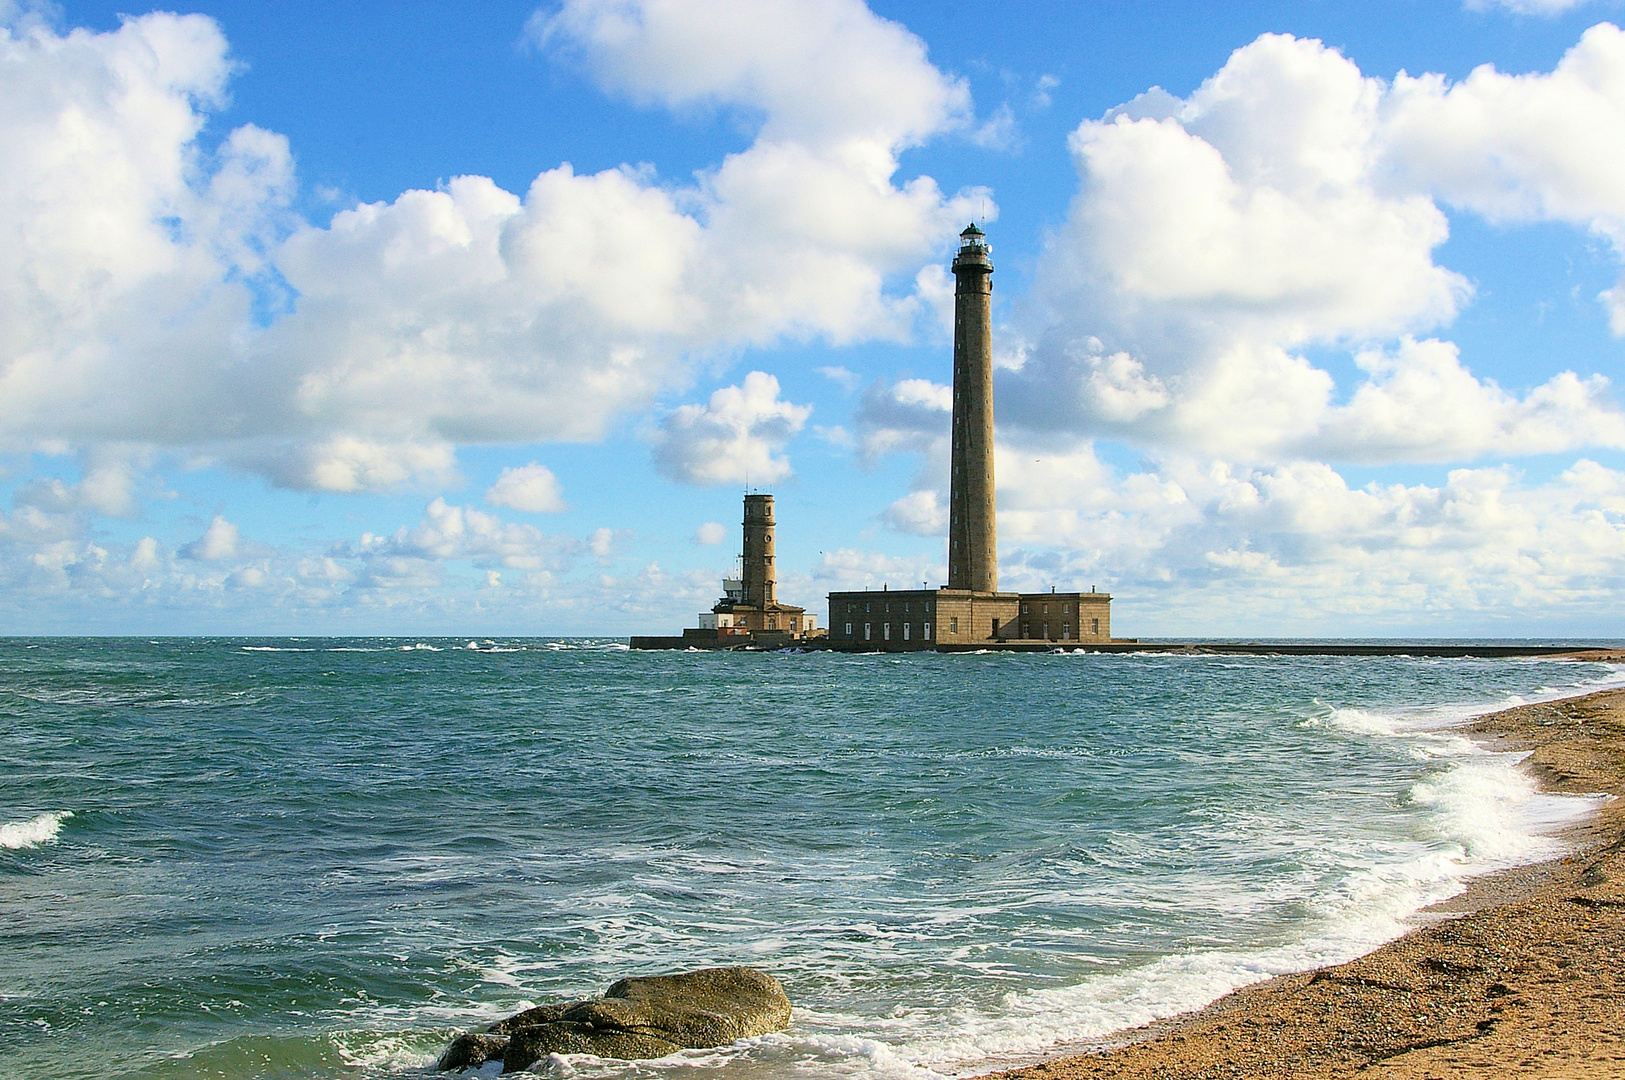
<box><xmin>996</xmin><ymin>660</ymin><xmax>1625</xmax><ymax>1080</ymax></box>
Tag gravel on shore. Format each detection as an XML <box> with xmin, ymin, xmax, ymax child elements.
<box><xmin>992</xmin><ymin>670</ymin><xmax>1625</xmax><ymax>1080</ymax></box>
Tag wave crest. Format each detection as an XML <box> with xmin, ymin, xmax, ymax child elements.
<box><xmin>1</xmin><ymin>810</ymin><xmax>72</xmax><ymax>849</ymax></box>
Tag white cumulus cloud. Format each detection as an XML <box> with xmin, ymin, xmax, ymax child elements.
<box><xmin>881</xmin><ymin>489</ymin><xmax>946</xmax><ymax>535</ymax></box>
<box><xmin>181</xmin><ymin>516</ymin><xmax>239</xmax><ymax>561</ymax></box>
<box><xmin>651</xmin><ymin>372</ymin><xmax>811</xmax><ymax>485</ymax></box>
<box><xmin>1319</xmin><ymin>338</ymin><xmax>1625</xmax><ymax>462</ymax></box>
<box><xmin>532</xmin><ymin>0</ymin><xmax>970</xmax><ymax>150</ymax></box>
<box><xmin>1379</xmin><ymin>23</ymin><xmax>1625</xmax><ymax>331</ymax></box>
<box><xmin>854</xmin><ymin>377</ymin><xmax>951</xmax><ymax>461</ymax></box>
<box><xmin>485</xmin><ymin>463</ymin><xmax>567</xmax><ymax>513</ymax></box>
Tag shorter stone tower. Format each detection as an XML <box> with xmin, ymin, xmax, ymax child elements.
<box><xmin>742</xmin><ymin>493</ymin><xmax>776</xmax><ymax>609</ymax></box>
<box><xmin>642</xmin><ymin>488</ymin><xmax>816</xmax><ymax>646</ymax></box>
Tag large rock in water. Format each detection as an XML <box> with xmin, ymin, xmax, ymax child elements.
<box><xmin>438</xmin><ymin>967</ymin><xmax>792</xmax><ymax>1073</ymax></box>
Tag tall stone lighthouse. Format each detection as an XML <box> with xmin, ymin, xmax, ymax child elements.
<box><xmin>819</xmin><ymin>223</ymin><xmax>1113</xmax><ymax>651</ymax></box>
<box><xmin>948</xmin><ymin>224</ymin><xmax>997</xmax><ymax>593</ymax></box>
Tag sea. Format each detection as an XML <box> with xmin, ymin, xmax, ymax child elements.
<box><xmin>2</xmin><ymin>638</ymin><xmax>1622</xmax><ymax>1080</ymax></box>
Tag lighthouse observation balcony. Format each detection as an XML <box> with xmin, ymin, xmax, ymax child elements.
<box><xmin>953</xmin><ymin>224</ymin><xmax>992</xmax><ymax>273</ymax></box>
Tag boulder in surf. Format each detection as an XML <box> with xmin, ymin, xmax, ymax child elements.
<box><xmin>438</xmin><ymin>966</ymin><xmax>792</xmax><ymax>1073</ymax></box>
<box><xmin>437</xmin><ymin>1033</ymin><xmax>509</xmax><ymax>1072</ymax></box>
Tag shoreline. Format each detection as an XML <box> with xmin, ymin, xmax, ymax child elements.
<box><xmin>993</xmin><ymin>671</ymin><xmax>1625</xmax><ymax>1079</ymax></box>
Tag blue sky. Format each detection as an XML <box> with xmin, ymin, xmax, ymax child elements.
<box><xmin>5</xmin><ymin>0</ymin><xmax>1625</xmax><ymax>636</ymax></box>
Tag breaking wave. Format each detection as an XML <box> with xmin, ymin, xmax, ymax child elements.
<box><xmin>1</xmin><ymin>811</ymin><xmax>72</xmax><ymax>850</ymax></box>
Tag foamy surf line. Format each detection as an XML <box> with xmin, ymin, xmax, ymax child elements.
<box><xmin>962</xmin><ymin>685</ymin><xmax>1625</xmax><ymax>1071</ymax></box>
<box><xmin>901</xmin><ymin>680</ymin><xmax>1621</xmax><ymax>1078</ymax></box>
<box><xmin>962</xmin><ymin>805</ymin><xmax>1600</xmax><ymax>1075</ymax></box>
<box><xmin>1</xmin><ymin>810</ymin><xmax>72</xmax><ymax>850</ymax></box>
<box><xmin>737</xmin><ymin>681</ymin><xmax>1619</xmax><ymax>1080</ymax></box>
<box><xmin>797</xmin><ymin>831</ymin><xmax>1603</xmax><ymax>1074</ymax></box>
<box><xmin>1346</xmin><ymin>658</ymin><xmax>1625</xmax><ymax>736</ymax></box>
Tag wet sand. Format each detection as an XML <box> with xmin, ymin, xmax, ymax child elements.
<box><xmin>995</xmin><ymin>664</ymin><xmax>1625</xmax><ymax>1080</ymax></box>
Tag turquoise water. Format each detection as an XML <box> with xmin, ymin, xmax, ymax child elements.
<box><xmin>2</xmin><ymin>639</ymin><xmax>1619</xmax><ymax>1080</ymax></box>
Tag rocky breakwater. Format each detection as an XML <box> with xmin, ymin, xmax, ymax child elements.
<box><xmin>438</xmin><ymin>966</ymin><xmax>792</xmax><ymax>1073</ymax></box>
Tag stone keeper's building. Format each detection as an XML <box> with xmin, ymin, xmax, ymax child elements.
<box><xmin>829</xmin><ymin>588</ymin><xmax>1110</xmax><ymax>649</ymax></box>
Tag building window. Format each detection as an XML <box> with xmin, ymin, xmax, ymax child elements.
<box><xmin>864</xmin><ymin>623</ymin><xmax>872</xmax><ymax>640</ymax></box>
<box><xmin>845</xmin><ymin>623</ymin><xmax>852</xmax><ymax>637</ymax></box>
<box><xmin>1021</xmin><ymin>603</ymin><xmax>1029</xmax><ymax>614</ymax></box>
<box><xmin>903</xmin><ymin>623</ymin><xmax>911</xmax><ymax>641</ymax></box>
<box><xmin>1064</xmin><ymin>603</ymin><xmax>1072</xmax><ymax>614</ymax></box>
<box><xmin>924</xmin><ymin>622</ymin><xmax>932</xmax><ymax>640</ymax></box>
<box><xmin>1042</xmin><ymin>623</ymin><xmax>1048</xmax><ymax>639</ymax></box>
<box><xmin>926</xmin><ymin>601</ymin><xmax>932</xmax><ymax>613</ymax></box>
<box><xmin>1091</xmin><ymin>618</ymin><xmax>1100</xmax><ymax>635</ymax></box>
<box><xmin>950</xmin><ymin>617</ymin><xmax>959</xmax><ymax>634</ymax></box>
<box><xmin>1063</xmin><ymin>624</ymin><xmax>1071</xmax><ymax>638</ymax></box>
<box><xmin>1042</xmin><ymin>603</ymin><xmax>1049</xmax><ymax>615</ymax></box>
<box><xmin>866</xmin><ymin>601</ymin><xmax>871</xmax><ymax>613</ymax></box>
<box><xmin>992</xmin><ymin>617</ymin><xmax>1001</xmax><ymax>637</ymax></box>
<box><xmin>883</xmin><ymin>623</ymin><xmax>891</xmax><ymax>640</ymax></box>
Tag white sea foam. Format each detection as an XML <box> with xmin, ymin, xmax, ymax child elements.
<box><xmin>330</xmin><ymin>1029</ymin><xmax>444</xmax><ymax>1071</ymax></box>
<box><xmin>464</xmin><ymin>640</ymin><xmax>529</xmax><ymax>652</ymax></box>
<box><xmin>1</xmin><ymin>810</ymin><xmax>72</xmax><ymax>849</ymax></box>
<box><xmin>1406</xmin><ymin>751</ymin><xmax>1601</xmax><ymax>866</ymax></box>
